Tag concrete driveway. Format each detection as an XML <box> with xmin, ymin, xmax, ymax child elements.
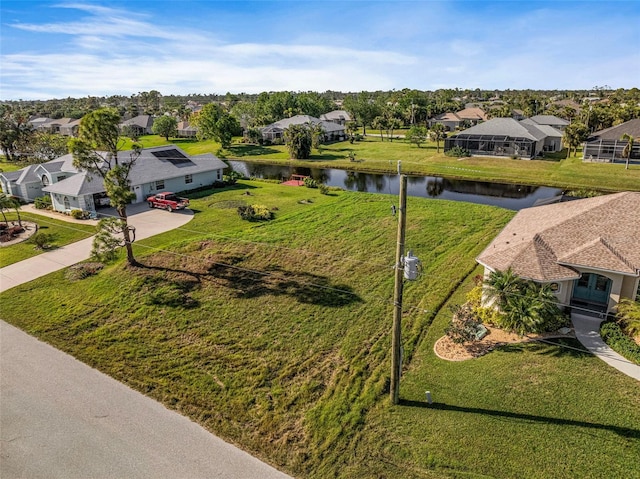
<box><xmin>0</xmin><ymin>205</ymin><xmax>292</xmax><ymax>479</ymax></box>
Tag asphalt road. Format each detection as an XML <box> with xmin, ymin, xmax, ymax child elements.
<box><xmin>0</xmin><ymin>205</ymin><xmax>291</xmax><ymax>479</ymax></box>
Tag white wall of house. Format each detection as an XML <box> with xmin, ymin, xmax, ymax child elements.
<box><xmin>136</xmin><ymin>170</ymin><xmax>222</xmax><ymax>202</ymax></box>
<box><xmin>50</xmin><ymin>193</ymin><xmax>82</xmax><ymax>213</ymax></box>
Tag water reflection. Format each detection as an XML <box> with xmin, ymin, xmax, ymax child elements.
<box><xmin>227</xmin><ymin>161</ymin><xmax>562</xmax><ymax>211</ymax></box>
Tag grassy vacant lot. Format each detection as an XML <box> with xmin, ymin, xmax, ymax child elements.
<box><xmin>126</xmin><ymin>135</ymin><xmax>640</xmax><ymax>192</ymax></box>
<box><xmin>0</xmin><ymin>212</ymin><xmax>95</xmax><ymax>267</ymax></box>
<box><xmin>1</xmin><ymin>181</ymin><xmax>638</xmax><ymax>478</ymax></box>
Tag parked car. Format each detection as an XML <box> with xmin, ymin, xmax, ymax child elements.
<box><xmin>146</xmin><ymin>192</ymin><xmax>190</xmax><ymax>212</ymax></box>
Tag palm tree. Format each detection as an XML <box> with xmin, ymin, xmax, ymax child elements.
<box><xmin>0</xmin><ymin>193</ymin><xmax>10</xmax><ymax>226</ymax></box>
<box><xmin>484</xmin><ymin>268</ymin><xmax>524</xmax><ymax>310</ymax></box>
<box><xmin>621</xmin><ymin>133</ymin><xmax>635</xmax><ymax>170</ymax></box>
<box><xmin>616</xmin><ymin>298</ymin><xmax>640</xmax><ymax>337</ymax></box>
<box><xmin>429</xmin><ymin>123</ymin><xmax>446</xmax><ymax>153</ymax></box>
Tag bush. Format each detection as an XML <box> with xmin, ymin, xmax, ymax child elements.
<box><xmin>600</xmin><ymin>321</ymin><xmax>640</xmax><ymax>365</ymax></box>
<box><xmin>446</xmin><ymin>304</ymin><xmax>482</xmax><ymax>344</ymax></box>
<box><xmin>30</xmin><ymin>232</ymin><xmax>54</xmax><ymax>250</ymax></box>
<box><xmin>445</xmin><ymin>146</ymin><xmax>471</xmax><ymax>157</ymax></box>
<box><xmin>237</xmin><ymin>204</ymin><xmax>273</xmax><ymax>221</ymax></box>
<box><xmin>319</xmin><ymin>184</ymin><xmax>330</xmax><ymax>195</ymax></box>
<box><xmin>34</xmin><ymin>195</ymin><xmax>52</xmax><ymax>209</ymax></box>
<box><xmin>70</xmin><ymin>209</ymin><xmax>87</xmax><ymax>219</ymax></box>
<box><xmin>303</xmin><ymin>177</ymin><xmax>318</xmax><ymax>188</ymax></box>
<box><xmin>224</xmin><ymin>171</ymin><xmax>243</xmax><ymax>185</ymax></box>
<box><xmin>65</xmin><ymin>262</ymin><xmax>103</xmax><ymax>281</ymax></box>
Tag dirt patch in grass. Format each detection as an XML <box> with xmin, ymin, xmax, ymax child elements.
<box><xmin>434</xmin><ymin>325</ymin><xmax>576</xmax><ymax>361</ymax></box>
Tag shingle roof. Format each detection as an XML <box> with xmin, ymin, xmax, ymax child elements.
<box><xmin>528</xmin><ymin>115</ymin><xmax>570</xmax><ymax>127</ymax></box>
<box><xmin>587</xmin><ymin>118</ymin><xmax>640</xmax><ymax>141</ymax></box>
<box><xmin>320</xmin><ymin>110</ymin><xmax>352</xmax><ymax>122</ymax></box>
<box><xmin>263</xmin><ymin>115</ymin><xmax>345</xmax><ymax>133</ymax></box>
<box><xmin>450</xmin><ymin>118</ymin><xmax>545</xmax><ymax>141</ymax></box>
<box><xmin>39</xmin><ymin>145</ymin><xmax>226</xmax><ymax>197</ymax></box>
<box><xmin>520</xmin><ymin>120</ymin><xmax>563</xmax><ymax>138</ymax></box>
<box><xmin>477</xmin><ymin>192</ymin><xmax>640</xmax><ymax>281</ymax></box>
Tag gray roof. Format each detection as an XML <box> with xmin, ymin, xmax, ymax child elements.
<box><xmin>43</xmin><ymin>171</ymin><xmax>105</xmax><ymax>196</ymax></box>
<box><xmin>39</xmin><ymin>145</ymin><xmax>225</xmax><ymax>197</ymax></box>
<box><xmin>120</xmin><ymin>115</ymin><xmax>154</xmax><ymax>129</ymax></box>
<box><xmin>587</xmin><ymin>118</ymin><xmax>640</xmax><ymax>141</ymax></box>
<box><xmin>524</xmin><ymin>123</ymin><xmax>563</xmax><ymax>138</ymax></box>
<box><xmin>528</xmin><ymin>115</ymin><xmax>570</xmax><ymax>127</ymax></box>
<box><xmin>320</xmin><ymin>110</ymin><xmax>352</xmax><ymax>122</ymax></box>
<box><xmin>451</xmin><ymin>118</ymin><xmax>546</xmax><ymax>141</ymax></box>
<box><xmin>264</xmin><ymin>115</ymin><xmax>345</xmax><ymax>133</ymax></box>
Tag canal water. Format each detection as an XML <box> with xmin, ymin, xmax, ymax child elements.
<box><xmin>227</xmin><ymin>161</ymin><xmax>563</xmax><ymax>211</ymax></box>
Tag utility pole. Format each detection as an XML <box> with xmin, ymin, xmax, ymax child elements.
<box><xmin>390</xmin><ymin>173</ymin><xmax>407</xmax><ymax>405</ymax></box>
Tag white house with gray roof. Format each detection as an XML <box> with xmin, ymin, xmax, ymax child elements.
<box><xmin>261</xmin><ymin>115</ymin><xmax>346</xmax><ymax>142</ymax></box>
<box><xmin>5</xmin><ymin>146</ymin><xmax>226</xmax><ymax>215</ymax></box>
<box><xmin>444</xmin><ymin>118</ymin><xmax>563</xmax><ymax>159</ymax></box>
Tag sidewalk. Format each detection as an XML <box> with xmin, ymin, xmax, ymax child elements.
<box><xmin>572</xmin><ymin>313</ymin><xmax>640</xmax><ymax>381</ymax></box>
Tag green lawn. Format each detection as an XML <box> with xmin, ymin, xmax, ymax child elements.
<box><xmin>0</xmin><ymin>212</ymin><xmax>96</xmax><ymax>267</ymax></box>
<box><xmin>127</xmin><ymin>135</ymin><xmax>640</xmax><ymax>192</ymax></box>
<box><xmin>1</xmin><ymin>181</ymin><xmax>638</xmax><ymax>478</ymax></box>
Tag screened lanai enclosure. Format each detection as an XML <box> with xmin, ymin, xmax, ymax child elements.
<box><xmin>444</xmin><ymin>134</ymin><xmax>538</xmax><ymax>159</ymax></box>
<box><xmin>582</xmin><ymin>139</ymin><xmax>640</xmax><ymax>163</ymax></box>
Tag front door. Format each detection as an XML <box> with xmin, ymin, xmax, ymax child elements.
<box><xmin>573</xmin><ymin>273</ymin><xmax>612</xmax><ymax>306</ymax></box>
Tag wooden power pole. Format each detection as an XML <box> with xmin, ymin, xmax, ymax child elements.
<box><xmin>390</xmin><ymin>174</ymin><xmax>407</xmax><ymax>405</ymax></box>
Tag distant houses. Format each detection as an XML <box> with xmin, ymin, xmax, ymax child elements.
<box><xmin>428</xmin><ymin>107</ymin><xmax>488</xmax><ymax>131</ymax></box>
<box><xmin>582</xmin><ymin>118</ymin><xmax>640</xmax><ymax>164</ymax></box>
<box><xmin>444</xmin><ymin>118</ymin><xmax>564</xmax><ymax>159</ymax></box>
<box><xmin>260</xmin><ymin>115</ymin><xmax>346</xmax><ymax>142</ymax></box>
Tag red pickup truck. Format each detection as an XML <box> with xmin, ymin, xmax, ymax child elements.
<box><xmin>147</xmin><ymin>192</ymin><xmax>190</xmax><ymax>212</ymax></box>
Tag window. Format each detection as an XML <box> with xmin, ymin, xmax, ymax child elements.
<box><xmin>185</xmin><ymin>174</ymin><xmax>193</xmax><ymax>184</ymax></box>
<box><xmin>42</xmin><ymin>175</ymin><xmax>49</xmax><ymax>187</ymax></box>
<box><xmin>155</xmin><ymin>180</ymin><xmax>165</xmax><ymax>190</ymax></box>
<box><xmin>63</xmin><ymin>196</ymin><xmax>70</xmax><ymax>210</ymax></box>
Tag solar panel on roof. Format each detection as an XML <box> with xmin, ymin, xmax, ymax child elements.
<box><xmin>151</xmin><ymin>149</ymin><xmax>192</xmax><ymax>165</ymax></box>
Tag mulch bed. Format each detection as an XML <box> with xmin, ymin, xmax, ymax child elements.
<box><xmin>0</xmin><ymin>221</ymin><xmax>38</xmax><ymax>247</ymax></box>
<box><xmin>434</xmin><ymin>325</ymin><xmax>576</xmax><ymax>361</ymax></box>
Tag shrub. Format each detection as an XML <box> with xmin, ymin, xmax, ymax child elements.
<box><xmin>600</xmin><ymin>321</ymin><xmax>640</xmax><ymax>365</ymax></box>
<box><xmin>446</xmin><ymin>304</ymin><xmax>482</xmax><ymax>344</ymax></box>
<box><xmin>319</xmin><ymin>184</ymin><xmax>330</xmax><ymax>195</ymax></box>
<box><xmin>34</xmin><ymin>195</ymin><xmax>52</xmax><ymax>209</ymax></box>
<box><xmin>30</xmin><ymin>232</ymin><xmax>54</xmax><ymax>250</ymax></box>
<box><xmin>445</xmin><ymin>146</ymin><xmax>471</xmax><ymax>157</ymax></box>
<box><xmin>70</xmin><ymin>209</ymin><xmax>87</xmax><ymax>219</ymax></box>
<box><xmin>65</xmin><ymin>262</ymin><xmax>103</xmax><ymax>281</ymax></box>
<box><xmin>237</xmin><ymin>204</ymin><xmax>273</xmax><ymax>221</ymax></box>
<box><xmin>224</xmin><ymin>171</ymin><xmax>243</xmax><ymax>185</ymax></box>
<box><xmin>304</xmin><ymin>177</ymin><xmax>318</xmax><ymax>188</ymax></box>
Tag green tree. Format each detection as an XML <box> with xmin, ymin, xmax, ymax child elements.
<box><xmin>23</xmin><ymin>132</ymin><xmax>69</xmax><ymax>163</ymax></box>
<box><xmin>429</xmin><ymin>123</ymin><xmax>447</xmax><ymax>153</ymax></box>
<box><xmin>562</xmin><ymin>122</ymin><xmax>589</xmax><ymax>158</ymax></box>
<box><xmin>484</xmin><ymin>268</ymin><xmax>524</xmax><ymax>310</ymax></box>
<box><xmin>406</xmin><ymin>125</ymin><xmax>428</xmax><ymax>147</ymax></box>
<box><xmin>152</xmin><ymin>115</ymin><xmax>178</xmax><ymax>141</ymax></box>
<box><xmin>343</xmin><ymin>92</ymin><xmax>382</xmax><ymax>135</ymax></box>
<box><xmin>192</xmin><ymin>103</ymin><xmax>240</xmax><ymax>148</ymax></box>
<box><xmin>0</xmin><ymin>193</ymin><xmax>15</xmax><ymax>225</ymax></box>
<box><xmin>0</xmin><ymin>105</ymin><xmax>33</xmax><ymax>161</ymax></box>
<box><xmin>371</xmin><ymin>116</ymin><xmax>387</xmax><ymax>141</ymax></box>
<box><xmin>284</xmin><ymin>124</ymin><xmax>312</xmax><ymax>159</ymax></box>
<box><xmin>345</xmin><ymin>122</ymin><xmax>358</xmax><ymax>143</ymax></box>
<box><xmin>68</xmin><ymin>108</ymin><xmax>142</xmax><ymax>266</ymax></box>
<box><xmin>621</xmin><ymin>133</ymin><xmax>635</xmax><ymax>170</ymax></box>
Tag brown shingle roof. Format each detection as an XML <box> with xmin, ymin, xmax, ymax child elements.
<box><xmin>477</xmin><ymin>192</ymin><xmax>640</xmax><ymax>281</ymax></box>
<box><xmin>587</xmin><ymin>118</ymin><xmax>640</xmax><ymax>141</ymax></box>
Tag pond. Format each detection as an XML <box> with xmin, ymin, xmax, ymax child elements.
<box><xmin>227</xmin><ymin>161</ymin><xmax>563</xmax><ymax>211</ymax></box>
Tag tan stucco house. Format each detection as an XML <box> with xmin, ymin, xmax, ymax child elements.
<box><xmin>476</xmin><ymin>192</ymin><xmax>640</xmax><ymax>314</ymax></box>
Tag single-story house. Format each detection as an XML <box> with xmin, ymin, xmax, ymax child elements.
<box><xmin>5</xmin><ymin>145</ymin><xmax>226</xmax><ymax>214</ymax></box>
<box><xmin>260</xmin><ymin>115</ymin><xmax>346</xmax><ymax>142</ymax></box>
<box><xmin>520</xmin><ymin>119</ymin><xmax>564</xmax><ymax>152</ymax></box>
<box><xmin>526</xmin><ymin>115</ymin><xmax>570</xmax><ymax>131</ymax></box>
<box><xmin>119</xmin><ymin>115</ymin><xmax>155</xmax><ymax>135</ymax></box>
<box><xmin>444</xmin><ymin>118</ymin><xmax>562</xmax><ymax>159</ymax></box>
<box><xmin>582</xmin><ymin>118</ymin><xmax>640</xmax><ymax>164</ymax></box>
<box><xmin>429</xmin><ymin>107</ymin><xmax>487</xmax><ymax>131</ymax></box>
<box><xmin>476</xmin><ymin>192</ymin><xmax>640</xmax><ymax>314</ymax></box>
<box><xmin>320</xmin><ymin>110</ymin><xmax>352</xmax><ymax>125</ymax></box>
<box><xmin>176</xmin><ymin>121</ymin><xmax>198</xmax><ymax>138</ymax></box>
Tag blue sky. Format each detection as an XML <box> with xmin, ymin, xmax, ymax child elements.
<box><xmin>1</xmin><ymin>1</ymin><xmax>639</xmax><ymax>100</ymax></box>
